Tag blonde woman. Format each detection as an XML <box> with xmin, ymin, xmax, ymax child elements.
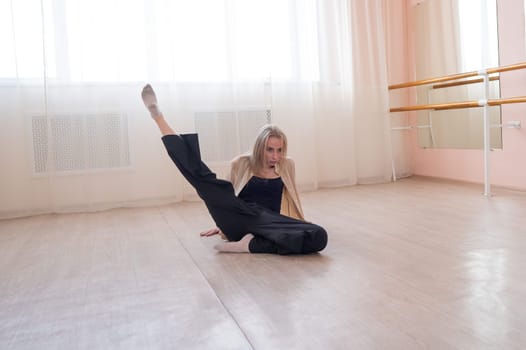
<box><xmin>199</xmin><ymin>124</ymin><xmax>304</xmax><ymax>240</ymax></box>
<box><xmin>142</xmin><ymin>84</ymin><xmax>327</xmax><ymax>254</ymax></box>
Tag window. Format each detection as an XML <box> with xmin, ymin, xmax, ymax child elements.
<box><xmin>1</xmin><ymin>0</ymin><xmax>320</xmax><ymax>82</ymax></box>
<box><xmin>0</xmin><ymin>0</ymin><xmax>55</xmax><ymax>79</ymax></box>
<box><xmin>457</xmin><ymin>0</ymin><xmax>498</xmax><ymax>71</ymax></box>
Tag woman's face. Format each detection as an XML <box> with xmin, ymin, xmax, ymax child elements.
<box><xmin>263</xmin><ymin>136</ymin><xmax>283</xmax><ymax>169</ymax></box>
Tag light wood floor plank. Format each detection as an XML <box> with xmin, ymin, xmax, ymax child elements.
<box><xmin>0</xmin><ymin>208</ymin><xmax>251</xmax><ymax>350</ymax></box>
<box><xmin>1</xmin><ymin>177</ymin><xmax>526</xmax><ymax>349</ymax></box>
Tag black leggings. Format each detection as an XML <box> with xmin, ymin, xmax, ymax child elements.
<box><xmin>162</xmin><ymin>134</ymin><xmax>327</xmax><ymax>255</ymax></box>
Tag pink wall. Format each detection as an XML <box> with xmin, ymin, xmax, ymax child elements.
<box><xmin>409</xmin><ymin>0</ymin><xmax>526</xmax><ymax>191</ymax></box>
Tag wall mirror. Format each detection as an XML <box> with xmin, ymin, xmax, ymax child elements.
<box><xmin>413</xmin><ymin>0</ymin><xmax>502</xmax><ymax>149</ymax></box>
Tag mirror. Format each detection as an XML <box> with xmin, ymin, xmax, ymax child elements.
<box><xmin>413</xmin><ymin>0</ymin><xmax>502</xmax><ymax>149</ymax></box>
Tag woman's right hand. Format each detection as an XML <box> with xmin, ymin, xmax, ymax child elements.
<box><xmin>200</xmin><ymin>227</ymin><xmax>220</xmax><ymax>236</ymax></box>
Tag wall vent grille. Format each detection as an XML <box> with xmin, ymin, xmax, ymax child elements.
<box><xmin>31</xmin><ymin>113</ymin><xmax>130</xmax><ymax>174</ymax></box>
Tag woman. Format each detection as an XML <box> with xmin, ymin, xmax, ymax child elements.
<box><xmin>142</xmin><ymin>84</ymin><xmax>327</xmax><ymax>254</ymax></box>
<box><xmin>199</xmin><ymin>123</ymin><xmax>304</xmax><ymax>240</ymax></box>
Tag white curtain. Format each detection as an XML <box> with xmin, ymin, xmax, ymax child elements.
<box><xmin>0</xmin><ymin>0</ymin><xmax>397</xmax><ymax>218</ymax></box>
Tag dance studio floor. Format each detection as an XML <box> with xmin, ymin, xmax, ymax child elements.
<box><xmin>1</xmin><ymin>177</ymin><xmax>525</xmax><ymax>349</ymax></box>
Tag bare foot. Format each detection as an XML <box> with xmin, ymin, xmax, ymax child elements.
<box><xmin>141</xmin><ymin>84</ymin><xmax>162</xmax><ymax>118</ymax></box>
<box><xmin>214</xmin><ymin>233</ymin><xmax>254</xmax><ymax>253</ymax></box>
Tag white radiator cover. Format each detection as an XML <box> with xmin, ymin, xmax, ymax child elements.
<box><xmin>31</xmin><ymin>113</ymin><xmax>130</xmax><ymax>174</ymax></box>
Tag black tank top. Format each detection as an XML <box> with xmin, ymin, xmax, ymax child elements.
<box><xmin>238</xmin><ymin>176</ymin><xmax>283</xmax><ymax>213</ymax></box>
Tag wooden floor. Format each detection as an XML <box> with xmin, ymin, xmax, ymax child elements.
<box><xmin>1</xmin><ymin>176</ymin><xmax>526</xmax><ymax>349</ymax></box>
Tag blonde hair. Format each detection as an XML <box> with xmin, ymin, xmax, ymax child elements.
<box><xmin>250</xmin><ymin>124</ymin><xmax>287</xmax><ymax>174</ymax></box>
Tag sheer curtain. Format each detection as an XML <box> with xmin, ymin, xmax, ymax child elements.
<box><xmin>0</xmin><ymin>0</ymin><xmax>396</xmax><ymax>218</ymax></box>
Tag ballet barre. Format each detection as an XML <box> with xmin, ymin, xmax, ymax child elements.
<box><xmin>388</xmin><ymin>61</ymin><xmax>526</xmax><ymax>196</ymax></box>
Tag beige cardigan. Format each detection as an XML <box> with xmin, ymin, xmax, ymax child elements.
<box><xmin>228</xmin><ymin>155</ymin><xmax>305</xmax><ymax>221</ymax></box>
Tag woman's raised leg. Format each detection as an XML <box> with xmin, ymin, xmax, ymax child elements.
<box><xmin>141</xmin><ymin>84</ymin><xmax>258</xmax><ymax>246</ymax></box>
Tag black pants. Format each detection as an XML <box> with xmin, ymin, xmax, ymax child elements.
<box><xmin>162</xmin><ymin>134</ymin><xmax>328</xmax><ymax>255</ymax></box>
